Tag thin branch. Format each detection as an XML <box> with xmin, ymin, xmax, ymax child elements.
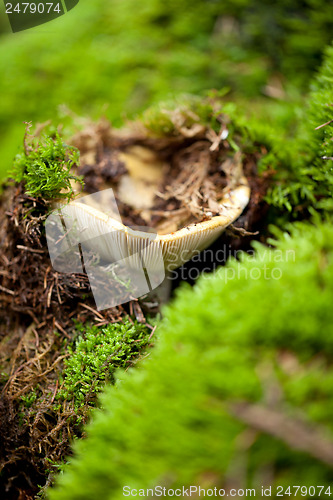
<box><xmin>315</xmin><ymin>119</ymin><xmax>333</xmax><ymax>130</ymax></box>
<box><xmin>231</xmin><ymin>402</ymin><xmax>333</xmax><ymax>467</ymax></box>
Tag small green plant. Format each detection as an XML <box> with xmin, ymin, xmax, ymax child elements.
<box><xmin>54</xmin><ymin>320</ymin><xmax>152</xmax><ymax>412</ymax></box>
<box><xmin>20</xmin><ymin>388</ymin><xmax>38</xmax><ymax>408</ymax></box>
<box><xmin>12</xmin><ymin>124</ymin><xmax>83</xmax><ymax>201</ymax></box>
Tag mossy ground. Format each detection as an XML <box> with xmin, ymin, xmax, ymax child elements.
<box><xmin>0</xmin><ymin>29</ymin><xmax>332</xmax><ymax>499</ymax></box>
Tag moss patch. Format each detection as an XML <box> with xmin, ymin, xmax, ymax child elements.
<box><xmin>48</xmin><ymin>220</ymin><xmax>333</xmax><ymax>500</ymax></box>
<box><xmin>260</xmin><ymin>44</ymin><xmax>333</xmax><ymax>216</ymax></box>
<box><xmin>55</xmin><ymin>321</ymin><xmax>153</xmax><ymax>413</ymax></box>
<box><xmin>11</xmin><ymin>123</ymin><xmax>82</xmax><ymax>202</ymax></box>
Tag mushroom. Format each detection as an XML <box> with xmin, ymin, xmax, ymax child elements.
<box><xmin>64</xmin><ymin>145</ymin><xmax>250</xmax><ymax>271</ymax></box>
<box><xmin>47</xmin><ymin>146</ymin><xmax>250</xmax><ymax>309</ymax></box>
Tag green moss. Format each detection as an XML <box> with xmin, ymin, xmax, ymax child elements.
<box><xmin>214</xmin><ymin>43</ymin><xmax>333</xmax><ymax>219</ymax></box>
<box><xmin>48</xmin><ymin>220</ymin><xmax>333</xmax><ymax>500</ymax></box>
<box><xmin>140</xmin><ymin>92</ymin><xmax>231</xmax><ymax>136</ymax></box>
<box><xmin>20</xmin><ymin>388</ymin><xmax>38</xmax><ymax>409</ymax></box>
<box><xmin>54</xmin><ymin>320</ymin><xmax>152</xmax><ymax>413</ymax></box>
<box><xmin>12</xmin><ymin>128</ymin><xmax>82</xmax><ymax>201</ymax></box>
<box><xmin>305</xmin><ymin>44</ymin><xmax>333</xmax><ymax>210</ymax></box>
<box><xmin>262</xmin><ymin>44</ymin><xmax>333</xmax><ymax>215</ymax></box>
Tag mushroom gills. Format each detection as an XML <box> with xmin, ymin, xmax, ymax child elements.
<box><xmin>67</xmin><ymin>177</ymin><xmax>250</xmax><ymax>271</ymax></box>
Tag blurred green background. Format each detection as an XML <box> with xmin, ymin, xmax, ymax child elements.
<box><xmin>0</xmin><ymin>0</ymin><xmax>332</xmax><ymax>178</ymax></box>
